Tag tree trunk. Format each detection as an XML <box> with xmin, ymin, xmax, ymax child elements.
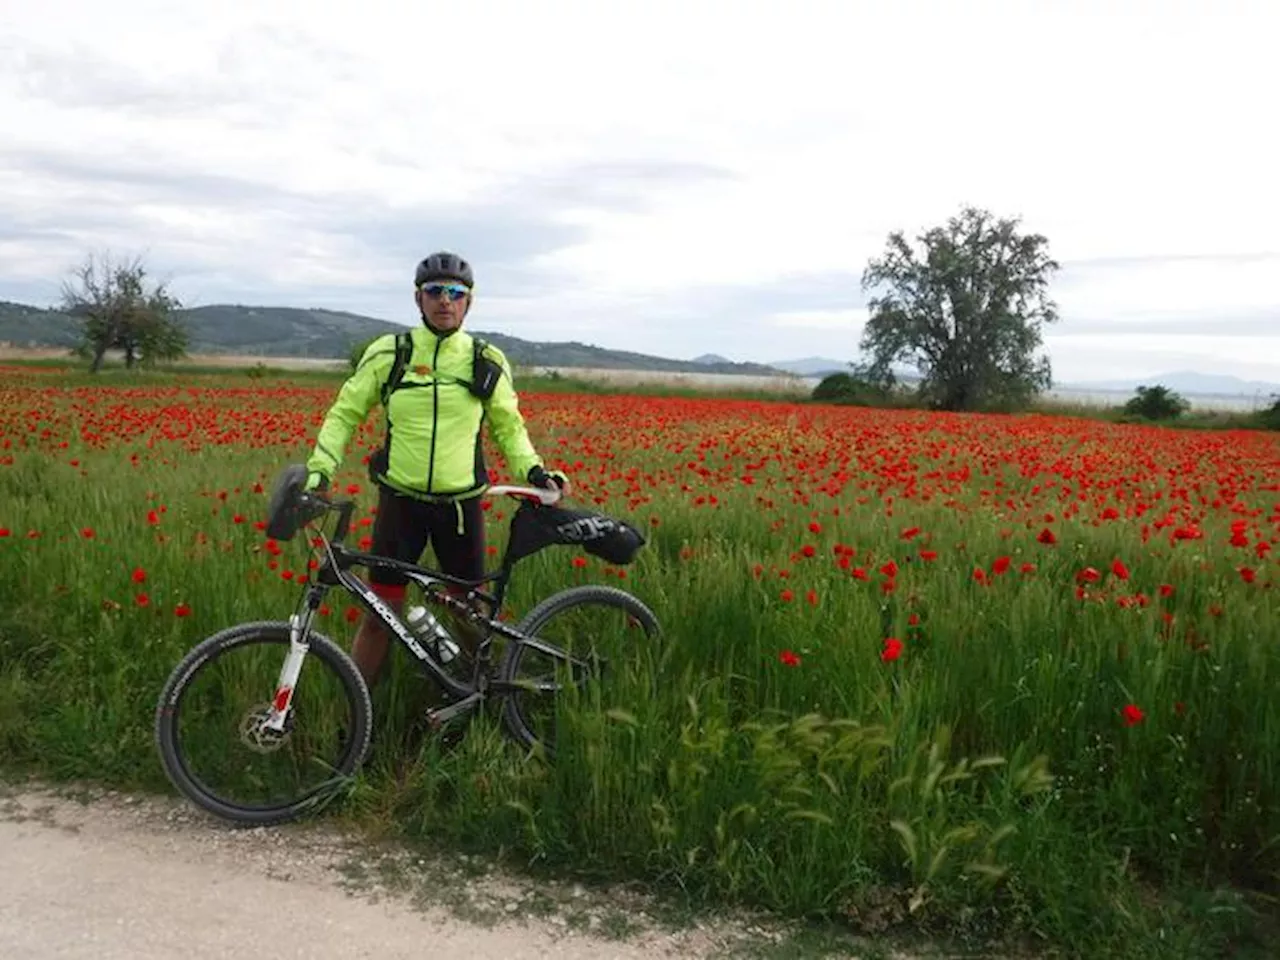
<box><xmin>125</xmin><ymin>344</ymin><xmax>136</xmax><ymax>369</ymax></box>
<box><xmin>89</xmin><ymin>344</ymin><xmax>108</xmax><ymax>374</ymax></box>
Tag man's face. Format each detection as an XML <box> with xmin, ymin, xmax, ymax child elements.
<box><xmin>417</xmin><ymin>282</ymin><xmax>471</xmax><ymax>331</ymax></box>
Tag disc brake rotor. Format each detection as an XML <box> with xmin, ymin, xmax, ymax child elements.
<box><xmin>239</xmin><ymin>702</ymin><xmax>293</xmax><ymax>754</ymax></box>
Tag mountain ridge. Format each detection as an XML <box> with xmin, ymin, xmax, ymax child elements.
<box><xmin>1057</xmin><ymin>370</ymin><xmax>1280</xmax><ymax>396</ymax></box>
<box><xmin>3</xmin><ymin>300</ymin><xmax>1276</xmax><ymax>395</ymax></box>
<box><xmin>0</xmin><ymin>300</ymin><xmax>792</xmax><ymax>378</ymax></box>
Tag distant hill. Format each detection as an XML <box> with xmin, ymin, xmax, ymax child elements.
<box><xmin>174</xmin><ymin>305</ymin><xmax>405</xmax><ymax>357</ymax></box>
<box><xmin>0</xmin><ymin>300</ymin><xmax>406</xmax><ymax>358</ymax></box>
<box><xmin>1060</xmin><ymin>370</ymin><xmax>1280</xmax><ymax>397</ymax></box>
<box><xmin>770</xmin><ymin>357</ymin><xmax>850</xmax><ymax>377</ymax></box>
<box><xmin>0</xmin><ymin>300</ymin><xmax>787</xmax><ymax>377</ymax></box>
<box><xmin>11</xmin><ymin>301</ymin><xmax>1268</xmax><ymax>394</ymax></box>
<box><xmin>0</xmin><ymin>302</ymin><xmax>81</xmax><ymax>347</ymax></box>
<box><xmin>477</xmin><ymin>332</ymin><xmax>786</xmax><ymax>377</ymax></box>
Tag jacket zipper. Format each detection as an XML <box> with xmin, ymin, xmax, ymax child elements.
<box><xmin>425</xmin><ymin>336</ymin><xmax>442</xmax><ymax>493</ymax></box>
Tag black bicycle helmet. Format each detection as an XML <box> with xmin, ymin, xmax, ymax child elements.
<box><xmin>414</xmin><ymin>251</ymin><xmax>474</xmax><ymax>288</ymax></box>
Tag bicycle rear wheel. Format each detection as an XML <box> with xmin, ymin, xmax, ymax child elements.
<box><xmin>154</xmin><ymin>621</ymin><xmax>372</xmax><ymax>826</ymax></box>
<box><xmin>498</xmin><ymin>585</ymin><xmax>660</xmax><ymax>756</ymax></box>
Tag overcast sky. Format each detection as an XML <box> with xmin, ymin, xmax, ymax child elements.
<box><xmin>2</xmin><ymin>0</ymin><xmax>1277</xmax><ymax>384</ymax></box>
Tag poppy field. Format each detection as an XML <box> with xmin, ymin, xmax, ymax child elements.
<box><xmin>1</xmin><ymin>365</ymin><xmax>1277</xmax><ymax>955</ymax></box>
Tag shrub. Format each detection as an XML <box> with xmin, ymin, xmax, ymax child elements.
<box><xmin>1257</xmin><ymin>395</ymin><xmax>1280</xmax><ymax>431</ymax></box>
<box><xmin>812</xmin><ymin>368</ymin><xmax>891</xmax><ymax>406</ymax></box>
<box><xmin>1122</xmin><ymin>384</ymin><xmax>1190</xmax><ymax>421</ymax></box>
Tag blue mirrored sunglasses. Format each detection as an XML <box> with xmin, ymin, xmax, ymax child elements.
<box><xmin>420</xmin><ymin>282</ymin><xmax>470</xmax><ymax>302</ymax></box>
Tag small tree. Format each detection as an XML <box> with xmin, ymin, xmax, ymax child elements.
<box><xmin>860</xmin><ymin>206</ymin><xmax>1060</xmax><ymax>411</ymax></box>
<box><xmin>61</xmin><ymin>252</ymin><xmax>187</xmax><ymax>372</ymax></box>
<box><xmin>1122</xmin><ymin>385</ymin><xmax>1190</xmax><ymax>421</ymax></box>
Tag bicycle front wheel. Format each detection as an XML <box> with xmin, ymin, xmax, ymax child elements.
<box><xmin>154</xmin><ymin>621</ymin><xmax>372</xmax><ymax>826</ymax></box>
<box><xmin>499</xmin><ymin>585</ymin><xmax>661</xmax><ymax>757</ymax></box>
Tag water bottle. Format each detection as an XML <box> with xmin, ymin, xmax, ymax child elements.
<box><xmin>404</xmin><ymin>604</ymin><xmax>461</xmax><ymax>663</ymax></box>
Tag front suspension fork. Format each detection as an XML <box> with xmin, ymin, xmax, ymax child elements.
<box><xmin>264</xmin><ymin>611</ymin><xmax>313</xmax><ymax>732</ymax></box>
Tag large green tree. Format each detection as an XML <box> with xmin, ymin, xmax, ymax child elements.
<box><xmin>859</xmin><ymin>206</ymin><xmax>1061</xmax><ymax>411</ymax></box>
<box><xmin>61</xmin><ymin>252</ymin><xmax>188</xmax><ymax>372</ymax></box>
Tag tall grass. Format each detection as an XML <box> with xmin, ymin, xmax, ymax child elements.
<box><xmin>0</xmin><ymin>366</ymin><xmax>1277</xmax><ymax>958</ymax></box>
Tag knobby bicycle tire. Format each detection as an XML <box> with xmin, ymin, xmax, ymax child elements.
<box><xmin>498</xmin><ymin>585</ymin><xmax>661</xmax><ymax>756</ymax></box>
<box><xmin>154</xmin><ymin>620</ymin><xmax>373</xmax><ymax>827</ymax></box>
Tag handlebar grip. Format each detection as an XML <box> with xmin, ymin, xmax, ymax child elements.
<box><xmin>296</xmin><ymin>492</ymin><xmax>355</xmax><ymax>544</ymax></box>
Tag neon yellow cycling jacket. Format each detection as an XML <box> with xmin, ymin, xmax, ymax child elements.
<box><xmin>306</xmin><ymin>326</ymin><xmax>543</xmax><ymax>501</ymax></box>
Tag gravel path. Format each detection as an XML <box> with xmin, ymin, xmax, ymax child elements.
<box><xmin>0</xmin><ymin>781</ymin><xmax>880</xmax><ymax>960</ymax></box>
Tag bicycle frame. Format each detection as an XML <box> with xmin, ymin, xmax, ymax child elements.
<box><xmin>264</xmin><ymin>484</ymin><xmax>591</xmax><ymax>733</ymax></box>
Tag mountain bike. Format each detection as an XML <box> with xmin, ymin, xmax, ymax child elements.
<box><xmin>154</xmin><ymin>463</ymin><xmax>659</xmax><ymax>827</ymax></box>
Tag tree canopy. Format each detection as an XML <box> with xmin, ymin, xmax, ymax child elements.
<box><xmin>859</xmin><ymin>206</ymin><xmax>1061</xmax><ymax>411</ymax></box>
<box><xmin>61</xmin><ymin>252</ymin><xmax>188</xmax><ymax>372</ymax></box>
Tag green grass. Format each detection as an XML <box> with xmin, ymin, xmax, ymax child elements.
<box><xmin>1</xmin><ymin>364</ymin><xmax>1278</xmax><ymax>959</ymax></box>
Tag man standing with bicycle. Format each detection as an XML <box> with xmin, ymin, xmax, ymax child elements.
<box><xmin>303</xmin><ymin>252</ymin><xmax>570</xmax><ymax>684</ymax></box>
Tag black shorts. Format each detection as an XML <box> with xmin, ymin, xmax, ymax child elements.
<box><xmin>368</xmin><ymin>486</ymin><xmax>485</xmax><ymax>587</ymax></box>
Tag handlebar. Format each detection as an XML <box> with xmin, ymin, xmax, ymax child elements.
<box><xmin>484</xmin><ymin>484</ymin><xmax>563</xmax><ymax>506</ymax></box>
<box><xmin>296</xmin><ymin>483</ymin><xmax>562</xmax><ymax>547</ymax></box>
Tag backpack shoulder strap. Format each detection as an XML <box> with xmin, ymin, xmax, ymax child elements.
<box><xmin>469</xmin><ymin>336</ymin><xmax>504</xmax><ymax>401</ymax></box>
<box><xmin>380</xmin><ymin>330</ymin><xmax>413</xmax><ymax>407</ymax></box>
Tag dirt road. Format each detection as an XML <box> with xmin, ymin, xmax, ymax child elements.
<box><xmin>1</xmin><ymin>782</ymin><xmax>899</xmax><ymax>960</ymax></box>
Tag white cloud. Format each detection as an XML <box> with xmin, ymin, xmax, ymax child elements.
<box><xmin>770</xmin><ymin>309</ymin><xmax>870</xmax><ymax>332</ymax></box>
<box><xmin>1</xmin><ymin>0</ymin><xmax>1278</xmax><ymax>382</ymax></box>
<box><xmin>1056</xmin><ymin>256</ymin><xmax>1280</xmax><ymax>318</ymax></box>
